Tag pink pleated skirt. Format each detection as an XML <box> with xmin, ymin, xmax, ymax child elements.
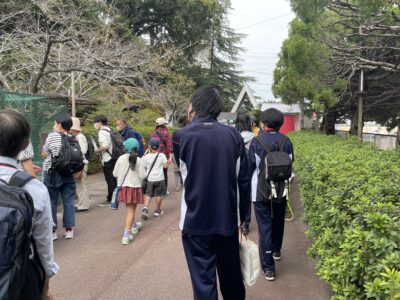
<box><xmin>118</xmin><ymin>187</ymin><xmax>144</xmax><ymax>204</ymax></box>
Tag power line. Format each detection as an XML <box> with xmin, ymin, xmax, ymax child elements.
<box><xmin>237</xmin><ymin>13</ymin><xmax>293</xmax><ymax>31</ymax></box>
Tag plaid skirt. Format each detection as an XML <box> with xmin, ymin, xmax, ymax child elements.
<box><xmin>118</xmin><ymin>187</ymin><xmax>144</xmax><ymax>204</ymax></box>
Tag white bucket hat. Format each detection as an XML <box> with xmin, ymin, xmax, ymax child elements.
<box><xmin>71</xmin><ymin>117</ymin><xmax>82</xmax><ymax>131</ymax></box>
<box><xmin>156</xmin><ymin>117</ymin><xmax>168</xmax><ymax>126</ymax></box>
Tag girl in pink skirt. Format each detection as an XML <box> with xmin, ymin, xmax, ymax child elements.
<box><xmin>113</xmin><ymin>138</ymin><xmax>146</xmax><ymax>245</ymax></box>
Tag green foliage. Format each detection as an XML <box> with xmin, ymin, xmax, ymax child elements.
<box><xmin>289</xmin><ymin>131</ymin><xmax>400</xmax><ymax>299</ymax></box>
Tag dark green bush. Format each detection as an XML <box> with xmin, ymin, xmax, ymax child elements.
<box><xmin>289</xmin><ymin>131</ymin><xmax>400</xmax><ymax>299</ymax></box>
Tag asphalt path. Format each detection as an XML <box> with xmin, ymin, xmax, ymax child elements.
<box><xmin>51</xmin><ymin>172</ymin><xmax>331</xmax><ymax>300</ymax></box>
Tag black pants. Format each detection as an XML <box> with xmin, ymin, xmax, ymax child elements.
<box><xmin>254</xmin><ymin>199</ymin><xmax>287</xmax><ymax>273</ymax></box>
<box><xmin>103</xmin><ymin>160</ymin><xmax>117</xmax><ymax>202</ymax></box>
<box><xmin>182</xmin><ymin>232</ymin><xmax>245</xmax><ymax>300</ymax></box>
<box><xmin>19</xmin><ymin>261</ymin><xmax>43</xmax><ymax>300</ymax></box>
<box><xmin>163</xmin><ymin>167</ymin><xmax>168</xmax><ymax>191</ymax></box>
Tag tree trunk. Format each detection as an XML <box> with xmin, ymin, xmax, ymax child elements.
<box><xmin>397</xmin><ymin>113</ymin><xmax>400</xmax><ymax>148</ymax></box>
<box><xmin>321</xmin><ymin>109</ymin><xmax>337</xmax><ymax>135</ymax></box>
<box><xmin>349</xmin><ymin>102</ymin><xmax>358</xmax><ymax>135</ymax></box>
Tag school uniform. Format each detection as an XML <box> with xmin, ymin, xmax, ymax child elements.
<box><xmin>248</xmin><ymin>130</ymin><xmax>294</xmax><ymax>273</ymax></box>
<box><xmin>173</xmin><ymin>116</ymin><xmax>250</xmax><ymax>300</ymax></box>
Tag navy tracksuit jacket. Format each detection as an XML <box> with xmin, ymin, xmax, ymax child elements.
<box><xmin>248</xmin><ymin>130</ymin><xmax>294</xmax><ymax>273</ymax></box>
<box><xmin>173</xmin><ymin>116</ymin><xmax>250</xmax><ymax>300</ymax></box>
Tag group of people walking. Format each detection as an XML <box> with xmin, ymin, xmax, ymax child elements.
<box><xmin>0</xmin><ymin>85</ymin><xmax>293</xmax><ymax>300</ymax></box>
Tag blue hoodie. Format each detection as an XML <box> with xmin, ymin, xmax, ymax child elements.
<box><xmin>173</xmin><ymin>117</ymin><xmax>251</xmax><ymax>236</ymax></box>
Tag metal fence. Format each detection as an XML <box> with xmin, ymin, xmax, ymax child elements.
<box><xmin>0</xmin><ymin>90</ymin><xmax>68</xmax><ymax>167</ymax></box>
<box><xmin>335</xmin><ymin>130</ymin><xmax>398</xmax><ymax>150</ymax></box>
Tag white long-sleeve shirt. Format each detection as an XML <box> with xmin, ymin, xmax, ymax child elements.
<box><xmin>76</xmin><ymin>133</ymin><xmax>88</xmax><ymax>165</ymax></box>
<box><xmin>98</xmin><ymin>126</ymin><xmax>113</xmax><ymax>164</ymax></box>
<box><xmin>113</xmin><ymin>154</ymin><xmax>145</xmax><ymax>188</ymax></box>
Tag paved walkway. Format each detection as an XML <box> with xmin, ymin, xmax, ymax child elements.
<box><xmin>51</xmin><ymin>172</ymin><xmax>331</xmax><ymax>299</ymax></box>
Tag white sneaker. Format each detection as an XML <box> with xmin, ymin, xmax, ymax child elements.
<box><xmin>131</xmin><ymin>222</ymin><xmax>142</xmax><ymax>235</ymax></box>
<box><xmin>65</xmin><ymin>230</ymin><xmax>74</xmax><ymax>239</ymax></box>
<box><xmin>52</xmin><ymin>232</ymin><xmax>58</xmax><ymax>241</ymax></box>
<box><xmin>122</xmin><ymin>234</ymin><xmax>134</xmax><ymax>245</ymax></box>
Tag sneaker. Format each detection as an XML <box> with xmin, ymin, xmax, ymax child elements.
<box><xmin>131</xmin><ymin>222</ymin><xmax>142</xmax><ymax>235</ymax></box>
<box><xmin>141</xmin><ymin>207</ymin><xmax>149</xmax><ymax>220</ymax></box>
<box><xmin>153</xmin><ymin>209</ymin><xmax>164</xmax><ymax>217</ymax></box>
<box><xmin>65</xmin><ymin>230</ymin><xmax>74</xmax><ymax>239</ymax></box>
<box><xmin>122</xmin><ymin>234</ymin><xmax>134</xmax><ymax>245</ymax></box>
<box><xmin>264</xmin><ymin>271</ymin><xmax>275</xmax><ymax>281</ymax></box>
<box><xmin>52</xmin><ymin>232</ymin><xmax>58</xmax><ymax>241</ymax></box>
<box><xmin>164</xmin><ymin>191</ymin><xmax>170</xmax><ymax>197</ymax></box>
<box><xmin>273</xmin><ymin>251</ymin><xmax>281</xmax><ymax>261</ymax></box>
<box><xmin>98</xmin><ymin>200</ymin><xmax>110</xmax><ymax>207</ymax></box>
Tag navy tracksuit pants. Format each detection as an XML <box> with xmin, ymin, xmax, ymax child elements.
<box><xmin>182</xmin><ymin>232</ymin><xmax>245</xmax><ymax>300</ymax></box>
<box><xmin>254</xmin><ymin>199</ymin><xmax>287</xmax><ymax>273</ymax></box>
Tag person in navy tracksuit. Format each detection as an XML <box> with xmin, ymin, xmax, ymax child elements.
<box><xmin>248</xmin><ymin>108</ymin><xmax>294</xmax><ymax>281</ymax></box>
<box><xmin>173</xmin><ymin>86</ymin><xmax>251</xmax><ymax>300</ymax></box>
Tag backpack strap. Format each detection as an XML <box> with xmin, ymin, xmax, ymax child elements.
<box><xmin>255</xmin><ymin>136</ymin><xmax>272</xmax><ymax>153</ymax></box>
<box><xmin>277</xmin><ymin>135</ymin><xmax>288</xmax><ymax>152</ymax></box>
<box><xmin>9</xmin><ymin>171</ymin><xmax>34</xmax><ymax>188</ymax></box>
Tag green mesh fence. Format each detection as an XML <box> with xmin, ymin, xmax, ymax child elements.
<box><xmin>0</xmin><ymin>90</ymin><xmax>68</xmax><ymax>169</ymax></box>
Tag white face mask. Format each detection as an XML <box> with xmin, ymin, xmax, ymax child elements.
<box><xmin>116</xmin><ymin>126</ymin><xmax>122</xmax><ymax>132</ymax></box>
<box><xmin>94</xmin><ymin>123</ymin><xmax>99</xmax><ymax>130</ymax></box>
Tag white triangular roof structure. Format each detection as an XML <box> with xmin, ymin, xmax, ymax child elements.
<box><xmin>230</xmin><ymin>83</ymin><xmax>259</xmax><ymax>113</ymax></box>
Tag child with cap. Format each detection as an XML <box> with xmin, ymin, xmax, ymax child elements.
<box><xmin>141</xmin><ymin>137</ymin><xmax>168</xmax><ymax>220</ymax></box>
<box><xmin>113</xmin><ymin>138</ymin><xmax>145</xmax><ymax>245</ymax></box>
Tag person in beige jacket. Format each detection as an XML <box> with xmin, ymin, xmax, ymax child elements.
<box><xmin>70</xmin><ymin>117</ymin><xmax>90</xmax><ymax>212</ymax></box>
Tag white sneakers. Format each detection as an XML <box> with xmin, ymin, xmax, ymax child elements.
<box><xmin>64</xmin><ymin>230</ymin><xmax>74</xmax><ymax>239</ymax></box>
<box><xmin>52</xmin><ymin>232</ymin><xmax>58</xmax><ymax>241</ymax></box>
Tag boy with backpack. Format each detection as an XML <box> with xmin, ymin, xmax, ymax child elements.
<box><xmin>115</xmin><ymin>117</ymin><xmax>146</xmax><ymax>157</ymax></box>
<box><xmin>141</xmin><ymin>137</ymin><xmax>168</xmax><ymax>220</ymax></box>
<box><xmin>94</xmin><ymin>115</ymin><xmax>124</xmax><ymax>207</ymax></box>
<box><xmin>42</xmin><ymin>113</ymin><xmax>84</xmax><ymax>240</ymax></box>
<box><xmin>71</xmin><ymin>117</ymin><xmax>91</xmax><ymax>212</ymax></box>
<box><xmin>0</xmin><ymin>109</ymin><xmax>58</xmax><ymax>300</ymax></box>
<box><xmin>248</xmin><ymin>108</ymin><xmax>294</xmax><ymax>281</ymax></box>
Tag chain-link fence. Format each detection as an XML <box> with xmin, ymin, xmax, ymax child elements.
<box><xmin>0</xmin><ymin>90</ymin><xmax>68</xmax><ymax>168</ymax></box>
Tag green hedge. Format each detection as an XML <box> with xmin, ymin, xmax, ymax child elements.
<box><xmin>82</xmin><ymin>124</ymin><xmax>176</xmax><ymax>174</ymax></box>
<box><xmin>289</xmin><ymin>131</ymin><xmax>400</xmax><ymax>299</ymax></box>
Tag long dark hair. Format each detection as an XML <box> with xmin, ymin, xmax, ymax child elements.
<box><xmin>235</xmin><ymin>113</ymin><xmax>252</xmax><ymax>132</ymax></box>
<box><xmin>129</xmin><ymin>147</ymin><xmax>138</xmax><ymax>170</ymax></box>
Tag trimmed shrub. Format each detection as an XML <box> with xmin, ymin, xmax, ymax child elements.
<box><xmin>289</xmin><ymin>131</ymin><xmax>400</xmax><ymax>299</ymax></box>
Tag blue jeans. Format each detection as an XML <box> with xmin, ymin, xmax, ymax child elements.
<box><xmin>44</xmin><ymin>171</ymin><xmax>76</xmax><ymax>230</ymax></box>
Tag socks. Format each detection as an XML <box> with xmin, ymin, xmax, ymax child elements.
<box><xmin>65</xmin><ymin>227</ymin><xmax>72</xmax><ymax>232</ymax></box>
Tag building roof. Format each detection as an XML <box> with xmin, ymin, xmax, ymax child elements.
<box><xmin>230</xmin><ymin>83</ymin><xmax>259</xmax><ymax>113</ymax></box>
<box><xmin>218</xmin><ymin>112</ymin><xmax>237</xmax><ymax>121</ymax></box>
<box><xmin>260</xmin><ymin>102</ymin><xmax>301</xmax><ymax>114</ymax></box>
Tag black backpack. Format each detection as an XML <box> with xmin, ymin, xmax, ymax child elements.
<box><xmin>51</xmin><ymin>133</ymin><xmax>84</xmax><ymax>175</ymax></box>
<box><xmin>101</xmin><ymin>128</ymin><xmax>125</xmax><ymax>161</ymax></box>
<box><xmin>256</xmin><ymin>135</ymin><xmax>292</xmax><ymax>204</ymax></box>
<box><xmin>85</xmin><ymin>138</ymin><xmax>95</xmax><ymax>162</ymax></box>
<box><xmin>0</xmin><ymin>171</ymin><xmax>45</xmax><ymax>300</ymax></box>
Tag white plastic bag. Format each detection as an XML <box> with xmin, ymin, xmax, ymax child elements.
<box><xmin>239</xmin><ymin>237</ymin><xmax>261</xmax><ymax>287</ymax></box>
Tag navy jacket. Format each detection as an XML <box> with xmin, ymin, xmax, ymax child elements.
<box><xmin>173</xmin><ymin>117</ymin><xmax>251</xmax><ymax>236</ymax></box>
<box><xmin>121</xmin><ymin>125</ymin><xmax>145</xmax><ymax>157</ymax></box>
<box><xmin>248</xmin><ymin>131</ymin><xmax>294</xmax><ymax>202</ymax></box>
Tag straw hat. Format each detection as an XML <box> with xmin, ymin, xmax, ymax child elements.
<box><xmin>71</xmin><ymin>117</ymin><xmax>82</xmax><ymax>131</ymax></box>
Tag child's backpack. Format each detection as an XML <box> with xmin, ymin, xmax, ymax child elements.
<box><xmin>255</xmin><ymin>136</ymin><xmax>292</xmax><ymax>204</ymax></box>
<box><xmin>101</xmin><ymin>128</ymin><xmax>125</xmax><ymax>160</ymax></box>
<box><xmin>51</xmin><ymin>133</ymin><xmax>84</xmax><ymax>175</ymax></box>
<box><xmin>134</xmin><ymin>131</ymin><xmax>145</xmax><ymax>157</ymax></box>
<box><xmin>0</xmin><ymin>171</ymin><xmax>45</xmax><ymax>299</ymax></box>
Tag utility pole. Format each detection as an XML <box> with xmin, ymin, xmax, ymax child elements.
<box><xmin>71</xmin><ymin>71</ymin><xmax>76</xmax><ymax>117</ymax></box>
<box><xmin>357</xmin><ymin>69</ymin><xmax>364</xmax><ymax>139</ymax></box>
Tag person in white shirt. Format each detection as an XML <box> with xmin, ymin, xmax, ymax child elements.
<box><xmin>141</xmin><ymin>138</ymin><xmax>168</xmax><ymax>220</ymax></box>
<box><xmin>70</xmin><ymin>117</ymin><xmax>90</xmax><ymax>212</ymax></box>
<box><xmin>93</xmin><ymin>115</ymin><xmax>117</xmax><ymax>207</ymax></box>
<box><xmin>113</xmin><ymin>138</ymin><xmax>146</xmax><ymax>245</ymax></box>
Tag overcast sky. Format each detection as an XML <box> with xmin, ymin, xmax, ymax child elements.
<box><xmin>229</xmin><ymin>0</ymin><xmax>295</xmax><ymax>102</ymax></box>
